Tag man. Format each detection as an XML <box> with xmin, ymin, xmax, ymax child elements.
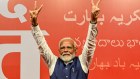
<box><xmin>29</xmin><ymin>0</ymin><xmax>101</xmax><ymax>79</ymax></box>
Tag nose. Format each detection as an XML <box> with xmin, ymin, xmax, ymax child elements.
<box><xmin>64</xmin><ymin>47</ymin><xmax>68</xmax><ymax>52</ymax></box>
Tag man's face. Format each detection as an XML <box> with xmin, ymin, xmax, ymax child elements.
<box><xmin>59</xmin><ymin>40</ymin><xmax>76</xmax><ymax>62</ymax></box>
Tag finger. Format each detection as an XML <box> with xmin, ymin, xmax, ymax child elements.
<box><xmin>91</xmin><ymin>0</ymin><xmax>95</xmax><ymax>6</ymax></box>
<box><xmin>96</xmin><ymin>0</ymin><xmax>101</xmax><ymax>7</ymax></box>
<box><xmin>38</xmin><ymin>4</ymin><xmax>43</xmax><ymax>13</ymax></box>
<box><xmin>34</xmin><ymin>0</ymin><xmax>37</xmax><ymax>9</ymax></box>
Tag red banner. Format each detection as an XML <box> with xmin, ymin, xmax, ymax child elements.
<box><xmin>0</xmin><ymin>0</ymin><xmax>140</xmax><ymax>79</ymax></box>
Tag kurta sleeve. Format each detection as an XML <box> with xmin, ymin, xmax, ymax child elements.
<box><xmin>79</xmin><ymin>23</ymin><xmax>98</xmax><ymax>73</ymax></box>
<box><xmin>31</xmin><ymin>25</ymin><xmax>58</xmax><ymax>75</ymax></box>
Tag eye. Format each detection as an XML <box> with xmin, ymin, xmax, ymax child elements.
<box><xmin>60</xmin><ymin>46</ymin><xmax>73</xmax><ymax>50</ymax></box>
<box><xmin>60</xmin><ymin>47</ymin><xmax>65</xmax><ymax>49</ymax></box>
<box><xmin>67</xmin><ymin>46</ymin><xmax>73</xmax><ymax>49</ymax></box>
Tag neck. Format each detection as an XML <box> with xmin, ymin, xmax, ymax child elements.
<box><xmin>64</xmin><ymin>59</ymin><xmax>73</xmax><ymax>65</ymax></box>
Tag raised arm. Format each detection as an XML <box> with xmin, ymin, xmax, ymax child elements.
<box><xmin>29</xmin><ymin>1</ymin><xmax>57</xmax><ymax>73</ymax></box>
<box><xmin>79</xmin><ymin>0</ymin><xmax>101</xmax><ymax>73</ymax></box>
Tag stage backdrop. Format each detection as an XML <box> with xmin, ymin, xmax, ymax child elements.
<box><xmin>0</xmin><ymin>0</ymin><xmax>140</xmax><ymax>79</ymax></box>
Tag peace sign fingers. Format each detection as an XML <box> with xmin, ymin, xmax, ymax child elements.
<box><xmin>90</xmin><ymin>0</ymin><xmax>102</xmax><ymax>23</ymax></box>
<box><xmin>91</xmin><ymin>0</ymin><xmax>101</xmax><ymax>7</ymax></box>
<box><xmin>96</xmin><ymin>0</ymin><xmax>101</xmax><ymax>7</ymax></box>
<box><xmin>29</xmin><ymin>0</ymin><xmax>43</xmax><ymax>26</ymax></box>
<box><xmin>33</xmin><ymin>0</ymin><xmax>43</xmax><ymax>12</ymax></box>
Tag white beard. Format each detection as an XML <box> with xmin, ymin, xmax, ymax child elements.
<box><xmin>60</xmin><ymin>52</ymin><xmax>75</xmax><ymax>62</ymax></box>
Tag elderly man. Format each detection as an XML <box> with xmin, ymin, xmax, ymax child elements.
<box><xmin>29</xmin><ymin>0</ymin><xmax>101</xmax><ymax>79</ymax></box>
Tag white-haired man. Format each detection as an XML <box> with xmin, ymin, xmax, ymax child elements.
<box><xmin>30</xmin><ymin>0</ymin><xmax>101</xmax><ymax>79</ymax></box>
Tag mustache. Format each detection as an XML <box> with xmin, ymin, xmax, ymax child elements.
<box><xmin>61</xmin><ymin>52</ymin><xmax>71</xmax><ymax>56</ymax></box>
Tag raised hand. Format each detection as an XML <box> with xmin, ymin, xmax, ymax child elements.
<box><xmin>29</xmin><ymin>1</ymin><xmax>43</xmax><ymax>26</ymax></box>
<box><xmin>91</xmin><ymin>0</ymin><xmax>101</xmax><ymax>23</ymax></box>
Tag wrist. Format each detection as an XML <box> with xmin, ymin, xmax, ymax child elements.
<box><xmin>31</xmin><ymin>17</ymin><xmax>38</xmax><ymax>27</ymax></box>
<box><xmin>91</xmin><ymin>13</ymin><xmax>97</xmax><ymax>24</ymax></box>
<box><xmin>90</xmin><ymin>20</ymin><xmax>97</xmax><ymax>24</ymax></box>
<box><xmin>32</xmin><ymin>22</ymin><xmax>38</xmax><ymax>27</ymax></box>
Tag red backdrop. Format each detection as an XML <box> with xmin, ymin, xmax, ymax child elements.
<box><xmin>0</xmin><ymin>0</ymin><xmax>140</xmax><ymax>79</ymax></box>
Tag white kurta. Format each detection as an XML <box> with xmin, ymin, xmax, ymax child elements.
<box><xmin>31</xmin><ymin>23</ymin><xmax>98</xmax><ymax>76</ymax></box>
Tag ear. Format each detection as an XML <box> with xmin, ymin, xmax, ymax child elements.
<box><xmin>74</xmin><ymin>47</ymin><xmax>77</xmax><ymax>53</ymax></box>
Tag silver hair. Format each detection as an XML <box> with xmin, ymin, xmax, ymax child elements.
<box><xmin>58</xmin><ymin>37</ymin><xmax>77</xmax><ymax>48</ymax></box>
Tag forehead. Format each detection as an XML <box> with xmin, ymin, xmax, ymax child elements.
<box><xmin>60</xmin><ymin>40</ymin><xmax>74</xmax><ymax>47</ymax></box>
